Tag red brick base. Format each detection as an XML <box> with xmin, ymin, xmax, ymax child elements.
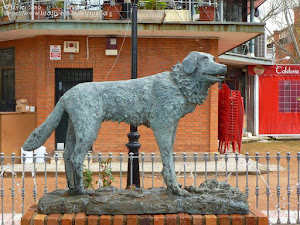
<box><xmin>21</xmin><ymin>204</ymin><xmax>268</xmax><ymax>225</ymax></box>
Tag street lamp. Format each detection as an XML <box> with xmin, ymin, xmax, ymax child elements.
<box><xmin>126</xmin><ymin>0</ymin><xmax>141</xmax><ymax>189</ymax></box>
<box><xmin>275</xmin><ymin>56</ymin><xmax>290</xmax><ymax>64</ymax></box>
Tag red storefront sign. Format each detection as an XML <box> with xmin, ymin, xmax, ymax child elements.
<box><xmin>249</xmin><ymin>65</ymin><xmax>300</xmax><ymax>135</ymax></box>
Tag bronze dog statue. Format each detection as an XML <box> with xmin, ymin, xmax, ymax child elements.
<box><xmin>23</xmin><ymin>51</ymin><xmax>226</xmax><ymax>195</ymax></box>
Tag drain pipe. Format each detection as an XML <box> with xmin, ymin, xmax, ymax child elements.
<box><xmin>86</xmin><ymin>35</ymin><xmax>105</xmax><ymax>59</ymax></box>
<box><xmin>31</xmin><ymin>0</ymin><xmax>34</xmax><ymax>20</ymax></box>
<box><xmin>219</xmin><ymin>0</ymin><xmax>223</xmax><ymax>22</ymax></box>
<box><xmin>250</xmin><ymin>0</ymin><xmax>255</xmax><ymax>56</ymax></box>
<box><xmin>254</xmin><ymin>73</ymin><xmax>259</xmax><ymax>136</ymax></box>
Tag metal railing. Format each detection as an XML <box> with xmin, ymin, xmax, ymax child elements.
<box><xmin>0</xmin><ymin>151</ymin><xmax>298</xmax><ymax>224</ymax></box>
<box><xmin>0</xmin><ymin>0</ymin><xmax>250</xmax><ymax>23</ymax></box>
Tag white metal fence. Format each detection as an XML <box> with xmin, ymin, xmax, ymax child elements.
<box><xmin>0</xmin><ymin>151</ymin><xmax>299</xmax><ymax>224</ymax></box>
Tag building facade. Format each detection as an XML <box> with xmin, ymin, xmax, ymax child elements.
<box><xmin>0</xmin><ymin>0</ymin><xmax>265</xmax><ymax>155</ymax></box>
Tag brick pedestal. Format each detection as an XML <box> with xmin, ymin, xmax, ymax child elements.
<box><xmin>21</xmin><ymin>205</ymin><xmax>268</xmax><ymax>225</ymax></box>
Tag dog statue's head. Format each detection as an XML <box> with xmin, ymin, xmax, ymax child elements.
<box><xmin>172</xmin><ymin>51</ymin><xmax>227</xmax><ymax>105</ymax></box>
<box><xmin>182</xmin><ymin>51</ymin><xmax>227</xmax><ymax>83</ymax></box>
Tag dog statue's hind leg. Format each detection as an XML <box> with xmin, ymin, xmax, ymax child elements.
<box><xmin>153</xmin><ymin>124</ymin><xmax>189</xmax><ymax>196</ymax></box>
<box><xmin>63</xmin><ymin>118</ymin><xmax>76</xmax><ymax>195</ymax></box>
<box><xmin>69</xmin><ymin>116</ymin><xmax>101</xmax><ymax>195</ymax></box>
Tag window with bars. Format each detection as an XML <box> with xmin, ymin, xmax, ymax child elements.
<box><xmin>0</xmin><ymin>48</ymin><xmax>15</xmax><ymax>112</ymax></box>
<box><xmin>279</xmin><ymin>80</ymin><xmax>300</xmax><ymax>113</ymax></box>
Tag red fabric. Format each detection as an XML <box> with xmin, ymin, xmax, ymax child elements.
<box><xmin>259</xmin><ymin>75</ymin><xmax>300</xmax><ymax>134</ymax></box>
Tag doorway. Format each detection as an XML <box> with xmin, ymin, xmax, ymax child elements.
<box><xmin>55</xmin><ymin>68</ymin><xmax>93</xmax><ymax>149</ymax></box>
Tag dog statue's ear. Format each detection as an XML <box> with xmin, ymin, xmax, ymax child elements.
<box><xmin>182</xmin><ymin>51</ymin><xmax>199</xmax><ymax>74</ymax></box>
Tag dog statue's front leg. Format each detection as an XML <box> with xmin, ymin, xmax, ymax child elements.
<box><xmin>153</xmin><ymin>126</ymin><xmax>189</xmax><ymax>196</ymax></box>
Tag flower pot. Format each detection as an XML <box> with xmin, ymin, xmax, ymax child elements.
<box><xmin>137</xmin><ymin>10</ymin><xmax>165</xmax><ymax>22</ymax></box>
<box><xmin>1</xmin><ymin>15</ymin><xmax>9</xmax><ymax>22</ymax></box>
<box><xmin>199</xmin><ymin>5</ymin><xmax>215</xmax><ymax>21</ymax></box>
<box><xmin>33</xmin><ymin>4</ymin><xmax>47</xmax><ymax>20</ymax></box>
<box><xmin>51</xmin><ymin>7</ymin><xmax>62</xmax><ymax>19</ymax></box>
<box><xmin>103</xmin><ymin>3</ymin><xmax>122</xmax><ymax>20</ymax></box>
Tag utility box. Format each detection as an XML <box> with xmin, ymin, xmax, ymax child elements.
<box><xmin>64</xmin><ymin>41</ymin><xmax>79</xmax><ymax>53</ymax></box>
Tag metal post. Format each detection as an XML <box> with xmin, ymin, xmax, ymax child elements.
<box><xmin>235</xmin><ymin>153</ymin><xmax>239</xmax><ymax>188</ymax></box>
<box><xmin>219</xmin><ymin>0</ymin><xmax>223</xmax><ymax>22</ymax></box>
<box><xmin>63</xmin><ymin>0</ymin><xmax>67</xmax><ymax>19</ymax></box>
<box><xmin>266</xmin><ymin>152</ymin><xmax>270</xmax><ymax>220</ymax></box>
<box><xmin>249</xmin><ymin>0</ymin><xmax>255</xmax><ymax>56</ymax></box>
<box><xmin>204</xmin><ymin>153</ymin><xmax>208</xmax><ymax>181</ymax></box>
<box><xmin>126</xmin><ymin>0</ymin><xmax>140</xmax><ymax>188</ymax></box>
<box><xmin>255</xmin><ymin>152</ymin><xmax>259</xmax><ymax>209</ymax></box>
<box><xmin>151</xmin><ymin>153</ymin><xmax>154</xmax><ymax>188</ymax></box>
<box><xmin>54</xmin><ymin>152</ymin><xmax>58</xmax><ymax>190</ymax></box>
<box><xmin>119</xmin><ymin>153</ymin><xmax>123</xmax><ymax>189</ymax></box>
<box><xmin>0</xmin><ymin>153</ymin><xmax>3</xmax><ymax>225</ymax></box>
<box><xmin>141</xmin><ymin>153</ymin><xmax>144</xmax><ymax>189</ymax></box>
<box><xmin>21</xmin><ymin>154</ymin><xmax>26</xmax><ymax>216</ymax></box>
<box><xmin>11</xmin><ymin>153</ymin><xmax>15</xmax><ymax>225</ymax></box>
<box><xmin>225</xmin><ymin>153</ymin><xmax>228</xmax><ymax>181</ymax></box>
<box><xmin>31</xmin><ymin>0</ymin><xmax>34</xmax><ymax>20</ymax></box>
<box><xmin>254</xmin><ymin>74</ymin><xmax>259</xmax><ymax>136</ymax></box>
<box><xmin>297</xmin><ymin>152</ymin><xmax>300</xmax><ymax>224</ymax></box>
<box><xmin>44</xmin><ymin>153</ymin><xmax>48</xmax><ymax>195</ymax></box>
<box><xmin>98</xmin><ymin>153</ymin><xmax>102</xmax><ymax>189</ymax></box>
<box><xmin>277</xmin><ymin>152</ymin><xmax>281</xmax><ymax>224</ymax></box>
<box><xmin>33</xmin><ymin>153</ymin><xmax>37</xmax><ymax>203</ymax></box>
<box><xmin>245</xmin><ymin>153</ymin><xmax>249</xmax><ymax>198</ymax></box>
<box><xmin>188</xmin><ymin>0</ymin><xmax>191</xmax><ymax>21</ymax></box>
<box><xmin>87</xmin><ymin>152</ymin><xmax>91</xmax><ymax>170</ymax></box>
<box><xmin>287</xmin><ymin>152</ymin><xmax>291</xmax><ymax>224</ymax></box>
<box><xmin>193</xmin><ymin>153</ymin><xmax>197</xmax><ymax>187</ymax></box>
<box><xmin>183</xmin><ymin>153</ymin><xmax>186</xmax><ymax>187</ymax></box>
<box><xmin>214</xmin><ymin>153</ymin><xmax>218</xmax><ymax>180</ymax></box>
<box><xmin>129</xmin><ymin>152</ymin><xmax>134</xmax><ymax>187</ymax></box>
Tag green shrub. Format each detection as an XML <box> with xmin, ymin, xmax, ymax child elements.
<box><xmin>140</xmin><ymin>0</ymin><xmax>167</xmax><ymax>10</ymax></box>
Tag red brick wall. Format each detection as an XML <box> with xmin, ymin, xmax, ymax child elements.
<box><xmin>0</xmin><ymin>36</ymin><xmax>219</xmax><ymax>154</ymax></box>
<box><xmin>0</xmin><ymin>38</ymin><xmax>37</xmax><ymax>105</ymax></box>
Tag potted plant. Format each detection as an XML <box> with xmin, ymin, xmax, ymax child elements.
<box><xmin>0</xmin><ymin>2</ymin><xmax>10</xmax><ymax>22</ymax></box>
<box><xmin>102</xmin><ymin>0</ymin><xmax>122</xmax><ymax>20</ymax></box>
<box><xmin>51</xmin><ymin>1</ymin><xmax>63</xmax><ymax>19</ymax></box>
<box><xmin>32</xmin><ymin>4</ymin><xmax>48</xmax><ymax>19</ymax></box>
<box><xmin>0</xmin><ymin>7</ymin><xmax>6</xmax><ymax>22</ymax></box>
<box><xmin>138</xmin><ymin>0</ymin><xmax>166</xmax><ymax>22</ymax></box>
<box><xmin>198</xmin><ymin>0</ymin><xmax>215</xmax><ymax>21</ymax></box>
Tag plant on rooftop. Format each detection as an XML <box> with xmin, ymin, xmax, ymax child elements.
<box><xmin>139</xmin><ymin>0</ymin><xmax>167</xmax><ymax>10</ymax></box>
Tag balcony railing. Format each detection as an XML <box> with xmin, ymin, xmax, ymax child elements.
<box><xmin>0</xmin><ymin>0</ymin><xmax>247</xmax><ymax>23</ymax></box>
<box><xmin>230</xmin><ymin>34</ymin><xmax>267</xmax><ymax>58</ymax></box>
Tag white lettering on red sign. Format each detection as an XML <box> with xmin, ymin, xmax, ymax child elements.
<box><xmin>276</xmin><ymin>66</ymin><xmax>300</xmax><ymax>75</ymax></box>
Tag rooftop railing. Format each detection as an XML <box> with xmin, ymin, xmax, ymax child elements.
<box><xmin>0</xmin><ymin>0</ymin><xmax>248</xmax><ymax>23</ymax></box>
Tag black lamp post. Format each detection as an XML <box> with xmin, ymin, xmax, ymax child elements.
<box><xmin>126</xmin><ymin>0</ymin><xmax>141</xmax><ymax>189</ymax></box>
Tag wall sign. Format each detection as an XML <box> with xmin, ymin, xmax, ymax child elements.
<box><xmin>50</xmin><ymin>45</ymin><xmax>61</xmax><ymax>60</ymax></box>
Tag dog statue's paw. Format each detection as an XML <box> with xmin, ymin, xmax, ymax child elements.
<box><xmin>75</xmin><ymin>189</ymin><xmax>95</xmax><ymax>196</ymax></box>
<box><xmin>172</xmin><ymin>187</ymin><xmax>190</xmax><ymax>196</ymax></box>
<box><xmin>66</xmin><ymin>188</ymin><xmax>76</xmax><ymax>196</ymax></box>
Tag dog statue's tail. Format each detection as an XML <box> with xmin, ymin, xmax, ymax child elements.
<box><xmin>22</xmin><ymin>99</ymin><xmax>65</xmax><ymax>151</ymax></box>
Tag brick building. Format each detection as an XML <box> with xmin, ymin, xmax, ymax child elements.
<box><xmin>0</xmin><ymin>0</ymin><xmax>265</xmax><ymax>156</ymax></box>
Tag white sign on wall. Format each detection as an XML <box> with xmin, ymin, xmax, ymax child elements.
<box><xmin>50</xmin><ymin>45</ymin><xmax>61</xmax><ymax>60</ymax></box>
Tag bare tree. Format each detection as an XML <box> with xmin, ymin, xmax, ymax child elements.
<box><xmin>260</xmin><ymin>0</ymin><xmax>300</xmax><ymax>63</ymax></box>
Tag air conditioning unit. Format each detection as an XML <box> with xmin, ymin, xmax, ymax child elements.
<box><xmin>64</xmin><ymin>41</ymin><xmax>79</xmax><ymax>53</ymax></box>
